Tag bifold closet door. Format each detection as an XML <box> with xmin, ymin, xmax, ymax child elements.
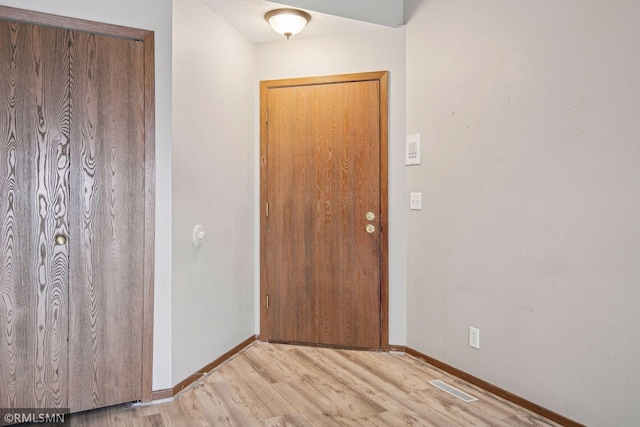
<box><xmin>0</xmin><ymin>18</ymin><xmax>146</xmax><ymax>413</ymax></box>
<box><xmin>67</xmin><ymin>30</ymin><xmax>145</xmax><ymax>412</ymax></box>
<box><xmin>0</xmin><ymin>21</ymin><xmax>71</xmax><ymax>410</ymax></box>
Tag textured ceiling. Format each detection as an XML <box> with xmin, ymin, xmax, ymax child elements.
<box><xmin>198</xmin><ymin>0</ymin><xmax>391</xmax><ymax>43</ymax></box>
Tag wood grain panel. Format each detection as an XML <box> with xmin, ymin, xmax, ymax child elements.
<box><xmin>264</xmin><ymin>80</ymin><xmax>381</xmax><ymax>349</ymax></box>
<box><xmin>6</xmin><ymin>13</ymin><xmax>159</xmax><ymax>409</ymax></box>
<box><xmin>0</xmin><ymin>5</ymin><xmax>150</xmax><ymax>41</ymax></box>
<box><xmin>140</xmin><ymin>30</ymin><xmax>155</xmax><ymax>404</ymax></box>
<box><xmin>68</xmin><ymin>30</ymin><xmax>145</xmax><ymax>412</ymax></box>
<box><xmin>1</xmin><ymin>6</ymin><xmax>156</xmax><ymax>413</ymax></box>
<box><xmin>0</xmin><ymin>20</ymin><xmax>70</xmax><ymax>409</ymax></box>
<box><xmin>377</xmin><ymin>73</ymin><xmax>389</xmax><ymax>351</ymax></box>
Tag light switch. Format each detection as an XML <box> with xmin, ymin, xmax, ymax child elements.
<box><xmin>410</xmin><ymin>192</ymin><xmax>422</xmax><ymax>210</ymax></box>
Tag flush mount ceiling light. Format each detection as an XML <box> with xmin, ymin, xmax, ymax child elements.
<box><xmin>265</xmin><ymin>8</ymin><xmax>311</xmax><ymax>39</ymax></box>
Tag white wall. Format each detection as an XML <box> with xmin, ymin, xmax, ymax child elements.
<box><xmin>172</xmin><ymin>0</ymin><xmax>256</xmax><ymax>384</ymax></box>
<box><xmin>405</xmin><ymin>0</ymin><xmax>640</xmax><ymax>425</ymax></box>
<box><xmin>256</xmin><ymin>28</ymin><xmax>408</xmax><ymax>345</ymax></box>
<box><xmin>277</xmin><ymin>0</ymin><xmax>403</xmax><ymax>27</ymax></box>
<box><xmin>0</xmin><ymin>0</ymin><xmax>174</xmax><ymax>390</ymax></box>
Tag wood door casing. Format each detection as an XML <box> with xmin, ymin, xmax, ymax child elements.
<box><xmin>67</xmin><ymin>31</ymin><xmax>145</xmax><ymax>412</ymax></box>
<box><xmin>0</xmin><ymin>21</ymin><xmax>71</xmax><ymax>409</ymax></box>
<box><xmin>260</xmin><ymin>72</ymin><xmax>389</xmax><ymax>350</ymax></box>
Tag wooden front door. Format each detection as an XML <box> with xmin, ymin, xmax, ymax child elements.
<box><xmin>0</xmin><ymin>8</ymin><xmax>154</xmax><ymax>413</ymax></box>
<box><xmin>260</xmin><ymin>72</ymin><xmax>389</xmax><ymax>350</ymax></box>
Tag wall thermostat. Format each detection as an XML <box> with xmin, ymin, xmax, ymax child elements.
<box><xmin>406</xmin><ymin>133</ymin><xmax>421</xmax><ymax>165</ymax></box>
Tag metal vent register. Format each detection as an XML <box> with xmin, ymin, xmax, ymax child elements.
<box><xmin>429</xmin><ymin>380</ymin><xmax>479</xmax><ymax>403</ymax></box>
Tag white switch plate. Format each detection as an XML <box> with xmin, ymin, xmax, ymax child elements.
<box><xmin>469</xmin><ymin>327</ymin><xmax>480</xmax><ymax>349</ymax></box>
<box><xmin>406</xmin><ymin>133</ymin><xmax>421</xmax><ymax>165</ymax></box>
<box><xmin>410</xmin><ymin>192</ymin><xmax>422</xmax><ymax>210</ymax></box>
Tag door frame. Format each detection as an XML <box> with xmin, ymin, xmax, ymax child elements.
<box><xmin>0</xmin><ymin>5</ymin><xmax>156</xmax><ymax>402</ymax></box>
<box><xmin>259</xmin><ymin>71</ymin><xmax>389</xmax><ymax>351</ymax></box>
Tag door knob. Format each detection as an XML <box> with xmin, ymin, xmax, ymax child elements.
<box><xmin>55</xmin><ymin>235</ymin><xmax>67</xmax><ymax>245</ymax></box>
<box><xmin>366</xmin><ymin>212</ymin><xmax>375</xmax><ymax>221</ymax></box>
<box><xmin>366</xmin><ymin>224</ymin><xmax>376</xmax><ymax>234</ymax></box>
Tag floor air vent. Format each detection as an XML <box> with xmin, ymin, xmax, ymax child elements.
<box><xmin>429</xmin><ymin>380</ymin><xmax>478</xmax><ymax>403</ymax></box>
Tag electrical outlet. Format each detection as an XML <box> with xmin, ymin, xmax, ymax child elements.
<box><xmin>469</xmin><ymin>327</ymin><xmax>480</xmax><ymax>349</ymax></box>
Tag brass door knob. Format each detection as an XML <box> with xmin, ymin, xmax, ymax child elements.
<box><xmin>366</xmin><ymin>212</ymin><xmax>375</xmax><ymax>221</ymax></box>
<box><xmin>366</xmin><ymin>224</ymin><xmax>376</xmax><ymax>234</ymax></box>
<box><xmin>55</xmin><ymin>235</ymin><xmax>67</xmax><ymax>245</ymax></box>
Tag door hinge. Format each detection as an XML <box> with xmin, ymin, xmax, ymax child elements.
<box><xmin>266</xmin><ymin>202</ymin><xmax>269</xmax><ymax>217</ymax></box>
<box><xmin>266</xmin><ymin>295</ymin><xmax>269</xmax><ymax>309</ymax></box>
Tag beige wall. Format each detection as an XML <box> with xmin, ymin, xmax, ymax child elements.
<box><xmin>276</xmin><ymin>0</ymin><xmax>403</xmax><ymax>27</ymax></box>
<box><xmin>0</xmin><ymin>0</ymin><xmax>174</xmax><ymax>390</ymax></box>
<box><xmin>256</xmin><ymin>28</ymin><xmax>408</xmax><ymax>345</ymax></box>
<box><xmin>172</xmin><ymin>0</ymin><xmax>256</xmax><ymax>384</ymax></box>
<box><xmin>5</xmin><ymin>2</ymin><xmax>638</xmax><ymax>423</ymax></box>
<box><xmin>405</xmin><ymin>0</ymin><xmax>640</xmax><ymax>425</ymax></box>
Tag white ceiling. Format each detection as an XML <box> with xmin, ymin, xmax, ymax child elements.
<box><xmin>198</xmin><ymin>0</ymin><xmax>392</xmax><ymax>43</ymax></box>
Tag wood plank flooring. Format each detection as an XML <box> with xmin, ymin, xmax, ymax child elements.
<box><xmin>67</xmin><ymin>343</ymin><xmax>559</xmax><ymax>426</ymax></box>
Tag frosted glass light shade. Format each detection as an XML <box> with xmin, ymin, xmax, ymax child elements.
<box><xmin>265</xmin><ymin>9</ymin><xmax>311</xmax><ymax>39</ymax></box>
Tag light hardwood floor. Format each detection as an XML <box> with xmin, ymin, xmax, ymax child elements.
<box><xmin>67</xmin><ymin>342</ymin><xmax>560</xmax><ymax>426</ymax></box>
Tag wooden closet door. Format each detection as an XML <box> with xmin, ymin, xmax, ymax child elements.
<box><xmin>0</xmin><ymin>8</ymin><xmax>153</xmax><ymax>414</ymax></box>
<box><xmin>67</xmin><ymin>31</ymin><xmax>146</xmax><ymax>412</ymax></box>
<box><xmin>0</xmin><ymin>21</ymin><xmax>71</xmax><ymax>409</ymax></box>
